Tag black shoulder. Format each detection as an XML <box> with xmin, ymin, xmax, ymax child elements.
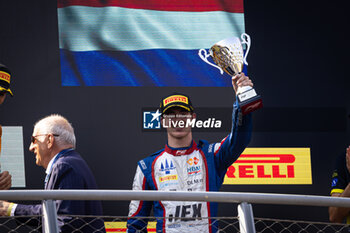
<box><xmin>334</xmin><ymin>153</ymin><xmax>346</xmax><ymax>169</ymax></box>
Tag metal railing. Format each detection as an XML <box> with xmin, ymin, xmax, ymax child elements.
<box><xmin>0</xmin><ymin>190</ymin><xmax>349</xmax><ymax>233</ymax></box>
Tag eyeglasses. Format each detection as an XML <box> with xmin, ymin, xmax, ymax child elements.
<box><xmin>31</xmin><ymin>134</ymin><xmax>59</xmax><ymax>143</ymax></box>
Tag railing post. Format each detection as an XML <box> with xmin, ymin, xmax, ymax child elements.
<box><xmin>42</xmin><ymin>199</ymin><xmax>59</xmax><ymax>233</ymax></box>
<box><xmin>238</xmin><ymin>202</ymin><xmax>256</xmax><ymax>233</ymax></box>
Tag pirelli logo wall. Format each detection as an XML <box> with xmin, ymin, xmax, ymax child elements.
<box><xmin>224</xmin><ymin>148</ymin><xmax>312</xmax><ymax>185</ymax></box>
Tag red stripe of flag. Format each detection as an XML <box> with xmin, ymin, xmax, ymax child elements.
<box><xmin>58</xmin><ymin>0</ymin><xmax>244</xmax><ymax>13</ymax></box>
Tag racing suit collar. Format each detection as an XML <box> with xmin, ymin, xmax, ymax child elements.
<box><xmin>165</xmin><ymin>140</ymin><xmax>197</xmax><ymax>156</ymax></box>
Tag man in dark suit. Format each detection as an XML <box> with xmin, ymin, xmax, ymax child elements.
<box><xmin>0</xmin><ymin>114</ymin><xmax>105</xmax><ymax>232</ymax></box>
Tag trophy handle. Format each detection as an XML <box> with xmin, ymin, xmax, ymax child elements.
<box><xmin>198</xmin><ymin>49</ymin><xmax>224</xmax><ymax>75</ymax></box>
<box><xmin>240</xmin><ymin>33</ymin><xmax>251</xmax><ymax>65</ymax></box>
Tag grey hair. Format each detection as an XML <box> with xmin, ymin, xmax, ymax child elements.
<box><xmin>34</xmin><ymin>114</ymin><xmax>76</xmax><ymax>148</ymax></box>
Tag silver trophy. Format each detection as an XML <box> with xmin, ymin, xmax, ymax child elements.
<box><xmin>198</xmin><ymin>33</ymin><xmax>262</xmax><ymax>115</ymax></box>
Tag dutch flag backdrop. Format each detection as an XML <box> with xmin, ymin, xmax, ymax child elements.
<box><xmin>58</xmin><ymin>0</ymin><xmax>246</xmax><ymax>86</ymax></box>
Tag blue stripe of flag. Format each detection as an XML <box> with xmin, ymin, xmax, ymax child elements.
<box><xmin>60</xmin><ymin>49</ymin><xmax>246</xmax><ymax>86</ymax></box>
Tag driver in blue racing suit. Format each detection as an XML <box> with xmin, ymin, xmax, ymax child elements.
<box><xmin>127</xmin><ymin>73</ymin><xmax>253</xmax><ymax>233</ymax></box>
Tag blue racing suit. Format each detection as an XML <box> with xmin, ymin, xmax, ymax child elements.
<box><xmin>127</xmin><ymin>100</ymin><xmax>252</xmax><ymax>233</ymax></box>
